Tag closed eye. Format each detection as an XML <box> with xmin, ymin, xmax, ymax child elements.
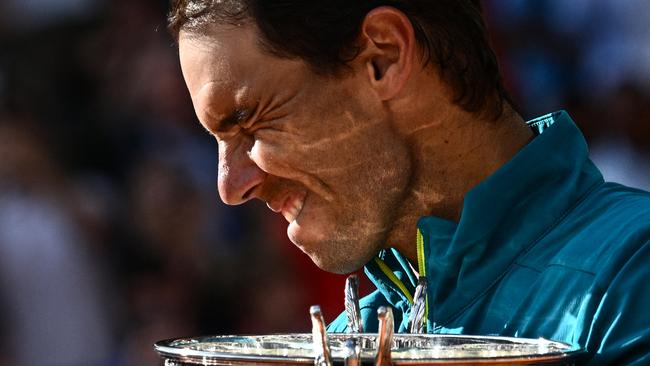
<box><xmin>216</xmin><ymin>108</ymin><xmax>250</xmax><ymax>132</ymax></box>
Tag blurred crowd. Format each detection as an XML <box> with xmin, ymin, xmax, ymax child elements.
<box><xmin>487</xmin><ymin>0</ymin><xmax>650</xmax><ymax>188</ymax></box>
<box><xmin>0</xmin><ymin>1</ymin><xmax>648</xmax><ymax>365</ymax></box>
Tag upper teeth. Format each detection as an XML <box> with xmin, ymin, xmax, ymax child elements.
<box><xmin>283</xmin><ymin>197</ymin><xmax>304</xmax><ymax>223</ymax></box>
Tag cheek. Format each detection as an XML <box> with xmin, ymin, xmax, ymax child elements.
<box><xmin>338</xmin><ymin>129</ymin><xmax>413</xmax><ymax>202</ymax></box>
<box><xmin>251</xmin><ymin>131</ymin><xmax>349</xmax><ymax>183</ymax></box>
<box><xmin>251</xmin><ymin>122</ymin><xmax>407</xmax><ymax>182</ymax></box>
<box><xmin>249</xmin><ymin>133</ymin><xmax>303</xmax><ymax>179</ymax></box>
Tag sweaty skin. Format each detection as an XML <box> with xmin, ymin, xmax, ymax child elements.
<box><xmin>180</xmin><ymin>26</ymin><xmax>413</xmax><ymax>274</ymax></box>
<box><xmin>178</xmin><ymin>10</ymin><xmax>533</xmax><ymax>274</ymax></box>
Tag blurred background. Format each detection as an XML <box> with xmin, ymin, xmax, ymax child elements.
<box><xmin>0</xmin><ymin>0</ymin><xmax>648</xmax><ymax>365</ymax></box>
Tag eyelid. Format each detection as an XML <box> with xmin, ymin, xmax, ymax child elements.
<box><xmin>214</xmin><ymin>109</ymin><xmax>245</xmax><ymax>132</ymax></box>
<box><xmin>235</xmin><ymin>108</ymin><xmax>255</xmax><ymax>129</ymax></box>
<box><xmin>205</xmin><ymin>110</ymin><xmax>253</xmax><ymax>142</ymax></box>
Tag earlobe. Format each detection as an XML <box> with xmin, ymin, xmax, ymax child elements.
<box><xmin>360</xmin><ymin>6</ymin><xmax>415</xmax><ymax>101</ymax></box>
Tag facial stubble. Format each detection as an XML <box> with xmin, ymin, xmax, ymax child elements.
<box><xmin>300</xmin><ymin>142</ymin><xmax>413</xmax><ymax>275</ymax></box>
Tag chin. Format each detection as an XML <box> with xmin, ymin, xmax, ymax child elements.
<box><xmin>296</xmin><ymin>235</ymin><xmax>376</xmax><ymax>275</ymax></box>
<box><xmin>287</xmin><ymin>208</ymin><xmax>383</xmax><ymax>274</ymax></box>
<box><xmin>309</xmin><ymin>253</ymin><xmax>361</xmax><ymax>275</ymax></box>
<box><xmin>291</xmin><ymin>236</ymin><xmax>353</xmax><ymax>274</ymax></box>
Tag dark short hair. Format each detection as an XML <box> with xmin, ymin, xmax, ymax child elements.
<box><xmin>169</xmin><ymin>0</ymin><xmax>513</xmax><ymax>119</ymax></box>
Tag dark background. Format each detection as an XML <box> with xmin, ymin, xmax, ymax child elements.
<box><xmin>0</xmin><ymin>1</ymin><xmax>648</xmax><ymax>365</ymax></box>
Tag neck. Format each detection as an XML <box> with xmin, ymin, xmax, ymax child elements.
<box><xmin>385</xmin><ymin>102</ymin><xmax>533</xmax><ymax>265</ymax></box>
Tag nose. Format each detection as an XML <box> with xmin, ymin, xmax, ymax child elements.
<box><xmin>217</xmin><ymin>138</ymin><xmax>266</xmax><ymax>205</ymax></box>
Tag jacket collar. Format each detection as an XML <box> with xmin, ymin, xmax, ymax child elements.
<box><xmin>365</xmin><ymin>111</ymin><xmax>604</xmax><ymax>328</ymax></box>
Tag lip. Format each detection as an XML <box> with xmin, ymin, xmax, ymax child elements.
<box><xmin>266</xmin><ymin>191</ymin><xmax>307</xmax><ymax>223</ymax></box>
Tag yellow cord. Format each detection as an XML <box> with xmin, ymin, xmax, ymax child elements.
<box><xmin>374</xmin><ymin>257</ymin><xmax>413</xmax><ymax>304</ymax></box>
<box><xmin>416</xmin><ymin>228</ymin><xmax>429</xmax><ymax>331</ymax></box>
<box><xmin>416</xmin><ymin>229</ymin><xmax>426</xmax><ymax>277</ymax></box>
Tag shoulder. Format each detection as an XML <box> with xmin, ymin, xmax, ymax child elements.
<box><xmin>540</xmin><ymin>184</ymin><xmax>650</xmax><ymax>362</ymax></box>
<box><xmin>587</xmin><ymin>182</ymin><xmax>650</xmax><ymax>217</ymax></box>
<box><xmin>532</xmin><ymin>182</ymin><xmax>650</xmax><ymax>276</ymax></box>
<box><xmin>573</xmin><ymin>182</ymin><xmax>650</xmax><ymax>233</ymax></box>
<box><xmin>583</xmin><ymin>239</ymin><xmax>650</xmax><ymax>364</ymax></box>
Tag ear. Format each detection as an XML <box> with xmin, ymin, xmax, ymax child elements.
<box><xmin>357</xmin><ymin>6</ymin><xmax>416</xmax><ymax>101</ymax></box>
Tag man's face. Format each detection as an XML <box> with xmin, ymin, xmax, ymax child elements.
<box><xmin>179</xmin><ymin>25</ymin><xmax>412</xmax><ymax>274</ymax></box>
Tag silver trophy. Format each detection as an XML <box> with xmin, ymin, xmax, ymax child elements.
<box><xmin>154</xmin><ymin>274</ymin><xmax>582</xmax><ymax>365</ymax></box>
<box><xmin>310</xmin><ymin>305</ymin><xmax>333</xmax><ymax>366</ymax></box>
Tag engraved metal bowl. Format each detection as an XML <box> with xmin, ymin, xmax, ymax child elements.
<box><xmin>154</xmin><ymin>333</ymin><xmax>582</xmax><ymax>365</ymax></box>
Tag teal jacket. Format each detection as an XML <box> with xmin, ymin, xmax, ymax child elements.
<box><xmin>327</xmin><ymin>111</ymin><xmax>650</xmax><ymax>365</ymax></box>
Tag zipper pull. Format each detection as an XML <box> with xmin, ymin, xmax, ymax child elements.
<box><xmin>408</xmin><ymin>276</ymin><xmax>428</xmax><ymax>333</ymax></box>
<box><xmin>345</xmin><ymin>274</ymin><xmax>363</xmax><ymax>333</ymax></box>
